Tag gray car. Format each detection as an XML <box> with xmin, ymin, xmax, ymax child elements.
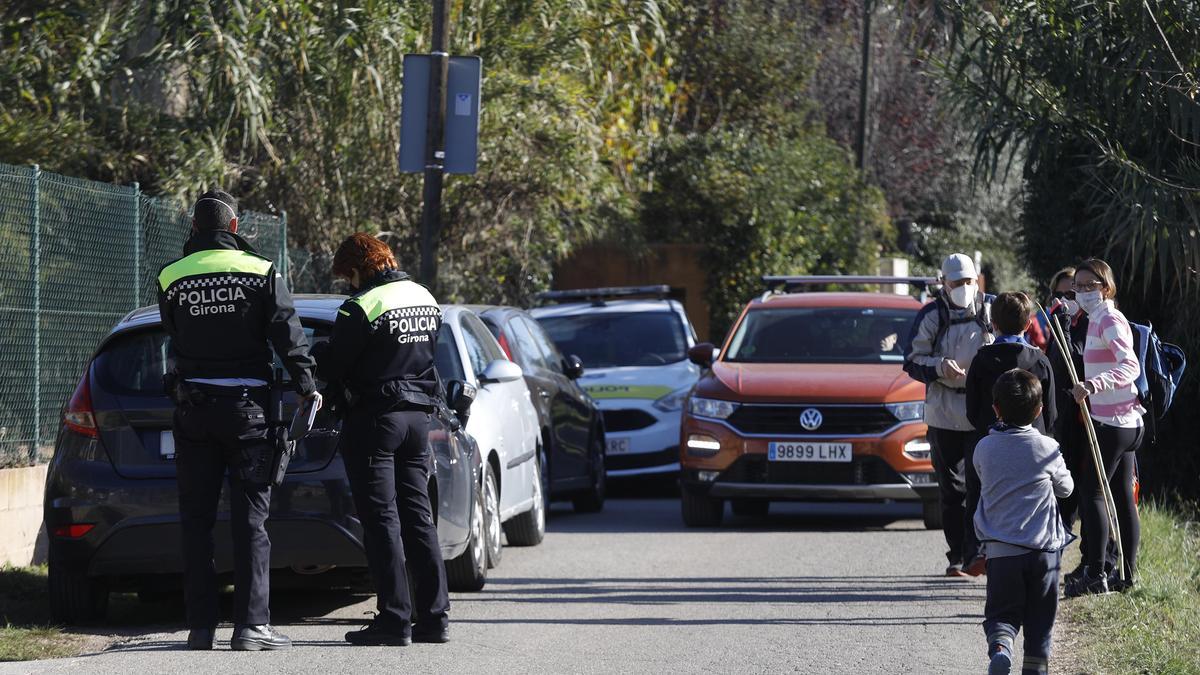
<box><xmin>44</xmin><ymin>295</ymin><xmax>488</xmax><ymax>624</ymax></box>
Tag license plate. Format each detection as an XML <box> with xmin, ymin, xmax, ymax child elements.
<box><xmin>768</xmin><ymin>442</ymin><xmax>851</xmax><ymax>462</ymax></box>
<box><xmin>607</xmin><ymin>438</ymin><xmax>631</xmax><ymax>455</ymax></box>
<box><xmin>160</xmin><ymin>431</ymin><xmax>176</xmax><ymax>460</ymax></box>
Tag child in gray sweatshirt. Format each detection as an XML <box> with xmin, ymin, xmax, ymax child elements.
<box><xmin>973</xmin><ymin>369</ymin><xmax>1074</xmax><ymax>675</ymax></box>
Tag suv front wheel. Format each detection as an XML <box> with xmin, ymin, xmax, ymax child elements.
<box><xmin>681</xmin><ymin>489</ymin><xmax>724</xmax><ymax>527</ymax></box>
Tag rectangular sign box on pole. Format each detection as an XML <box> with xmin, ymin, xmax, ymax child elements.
<box><xmin>399</xmin><ymin>54</ymin><xmax>482</xmax><ymax>175</ymax></box>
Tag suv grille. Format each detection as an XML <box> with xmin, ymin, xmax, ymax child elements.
<box><xmin>718</xmin><ymin>454</ymin><xmax>903</xmax><ymax>486</ymax></box>
<box><xmin>725</xmin><ymin>404</ymin><xmax>897</xmax><ymax>435</ymax></box>
<box><xmin>602</xmin><ymin>409</ymin><xmax>658</xmax><ymax>432</ymax></box>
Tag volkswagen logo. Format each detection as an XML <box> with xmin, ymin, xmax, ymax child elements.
<box><xmin>799</xmin><ymin>408</ymin><xmax>823</xmax><ymax>431</ymax></box>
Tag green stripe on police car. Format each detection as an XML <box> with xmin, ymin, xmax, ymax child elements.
<box><xmin>584</xmin><ymin>384</ymin><xmax>674</xmax><ymax>400</ymax></box>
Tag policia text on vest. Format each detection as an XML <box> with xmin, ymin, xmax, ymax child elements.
<box><xmin>156</xmin><ymin>192</ymin><xmax>319</xmax><ymax>652</ymax></box>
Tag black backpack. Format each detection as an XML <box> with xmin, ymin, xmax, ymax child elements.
<box><xmin>902</xmin><ymin>294</ymin><xmax>994</xmax><ymax>385</ymax></box>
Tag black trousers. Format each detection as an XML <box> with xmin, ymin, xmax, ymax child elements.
<box><xmin>1058</xmin><ymin>427</ymin><xmax>1119</xmax><ymax>571</ymax></box>
<box><xmin>1079</xmin><ymin>423</ymin><xmax>1142</xmax><ymax>578</ymax></box>
<box><xmin>929</xmin><ymin>426</ymin><xmax>979</xmax><ymax>565</ymax></box>
<box><xmin>173</xmin><ymin>389</ymin><xmax>273</xmax><ymax>629</ymax></box>
<box><xmin>341</xmin><ymin>408</ymin><xmax>449</xmax><ymax>633</ymax></box>
<box><xmin>984</xmin><ymin>550</ymin><xmax>1061</xmax><ymax>675</ymax></box>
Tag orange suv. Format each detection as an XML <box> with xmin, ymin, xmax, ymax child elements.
<box><xmin>679</xmin><ymin>276</ymin><xmax>938</xmax><ymax>527</ymax></box>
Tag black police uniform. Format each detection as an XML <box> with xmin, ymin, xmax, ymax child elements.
<box><xmin>157</xmin><ymin>228</ymin><xmax>316</xmax><ymax>638</ymax></box>
<box><xmin>314</xmin><ymin>269</ymin><xmax>449</xmax><ymax>642</ymax></box>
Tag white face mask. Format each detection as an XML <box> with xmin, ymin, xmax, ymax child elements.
<box><xmin>1076</xmin><ymin>290</ymin><xmax>1105</xmax><ymax>315</ymax></box>
<box><xmin>947</xmin><ymin>283</ymin><xmax>974</xmax><ymax>309</ymax></box>
<box><xmin>1060</xmin><ymin>298</ymin><xmax>1080</xmax><ymax>316</ymax></box>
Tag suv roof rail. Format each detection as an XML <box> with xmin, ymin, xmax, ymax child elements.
<box><xmin>535</xmin><ymin>285</ymin><xmax>674</xmax><ymax>305</ymax></box>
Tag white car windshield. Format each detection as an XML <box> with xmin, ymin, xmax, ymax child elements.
<box><xmin>538</xmin><ymin>311</ymin><xmax>687</xmax><ymax>369</ymax></box>
<box><xmin>725</xmin><ymin>307</ymin><xmax>916</xmax><ymax>364</ymax></box>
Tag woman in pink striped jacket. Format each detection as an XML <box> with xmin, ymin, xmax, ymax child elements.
<box><xmin>1065</xmin><ymin>258</ymin><xmax>1144</xmax><ymax>597</ymax></box>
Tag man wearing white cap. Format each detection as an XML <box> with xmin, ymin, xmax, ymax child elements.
<box><xmin>904</xmin><ymin>253</ymin><xmax>995</xmax><ymax>576</ymax></box>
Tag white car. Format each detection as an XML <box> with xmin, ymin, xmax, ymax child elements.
<box><xmin>531</xmin><ymin>287</ymin><xmax>701</xmax><ymax>478</ymax></box>
<box><xmin>436</xmin><ymin>306</ymin><xmax>544</xmax><ymax>566</ymax></box>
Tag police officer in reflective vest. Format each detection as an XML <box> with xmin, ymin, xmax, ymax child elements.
<box><xmin>157</xmin><ymin>190</ymin><xmax>321</xmax><ymax>651</ymax></box>
<box><xmin>314</xmin><ymin>233</ymin><xmax>449</xmax><ymax>646</ymax></box>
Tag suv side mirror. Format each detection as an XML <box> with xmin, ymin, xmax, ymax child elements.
<box><xmin>562</xmin><ymin>354</ymin><xmax>584</xmax><ymax>380</ymax></box>
<box><xmin>479</xmin><ymin>359</ymin><xmax>523</xmax><ymax>385</ymax></box>
<box><xmin>688</xmin><ymin>343</ymin><xmax>717</xmax><ymax>368</ymax></box>
<box><xmin>446</xmin><ymin>379</ymin><xmax>477</xmax><ymax>422</ymax></box>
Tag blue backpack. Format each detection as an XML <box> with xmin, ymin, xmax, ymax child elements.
<box><xmin>1129</xmin><ymin>322</ymin><xmax>1187</xmax><ymax>442</ymax></box>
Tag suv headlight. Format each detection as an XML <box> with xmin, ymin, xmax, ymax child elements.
<box><xmin>688</xmin><ymin>397</ymin><xmax>739</xmax><ymax>420</ymax></box>
<box><xmin>886</xmin><ymin>401</ymin><xmax>924</xmax><ymax>422</ymax></box>
<box><xmin>653</xmin><ymin>385</ymin><xmax>692</xmax><ymax>413</ymax></box>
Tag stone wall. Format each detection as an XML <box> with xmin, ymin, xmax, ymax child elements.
<box><xmin>0</xmin><ymin>464</ymin><xmax>48</xmax><ymax>566</ymax></box>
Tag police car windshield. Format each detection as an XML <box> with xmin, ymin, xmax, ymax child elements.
<box><xmin>725</xmin><ymin>307</ymin><xmax>916</xmax><ymax>364</ymax></box>
<box><xmin>537</xmin><ymin>311</ymin><xmax>687</xmax><ymax>369</ymax></box>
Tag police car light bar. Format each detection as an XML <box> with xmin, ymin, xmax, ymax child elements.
<box><xmin>536</xmin><ymin>285</ymin><xmax>673</xmax><ymax>303</ymax></box>
<box><xmin>761</xmin><ymin>275</ymin><xmax>939</xmax><ymax>292</ymax></box>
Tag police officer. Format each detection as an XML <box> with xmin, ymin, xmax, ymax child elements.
<box><xmin>157</xmin><ymin>190</ymin><xmax>320</xmax><ymax>651</ymax></box>
<box><xmin>314</xmin><ymin>233</ymin><xmax>449</xmax><ymax>646</ymax></box>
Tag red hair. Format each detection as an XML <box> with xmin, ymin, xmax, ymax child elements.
<box><xmin>331</xmin><ymin>233</ymin><xmax>397</xmax><ymax>279</ymax></box>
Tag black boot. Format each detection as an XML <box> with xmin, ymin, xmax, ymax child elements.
<box><xmin>1062</xmin><ymin>562</ymin><xmax>1086</xmax><ymax>586</ymax></box>
<box><xmin>187</xmin><ymin>627</ymin><xmax>215</xmax><ymax>650</ymax></box>
<box><xmin>412</xmin><ymin>625</ymin><xmax>450</xmax><ymax>644</ymax></box>
<box><xmin>231</xmin><ymin>624</ymin><xmax>292</xmax><ymax>651</ymax></box>
<box><xmin>345</xmin><ymin>618</ymin><xmax>412</xmax><ymax>646</ymax></box>
<box><xmin>1064</xmin><ymin>566</ymin><xmax>1110</xmax><ymax>598</ymax></box>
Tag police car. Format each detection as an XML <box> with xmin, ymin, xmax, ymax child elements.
<box><xmin>531</xmin><ymin>286</ymin><xmax>701</xmax><ymax>478</ymax></box>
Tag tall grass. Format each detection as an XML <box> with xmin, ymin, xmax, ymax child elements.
<box><xmin>1064</xmin><ymin>503</ymin><xmax>1200</xmax><ymax>674</ymax></box>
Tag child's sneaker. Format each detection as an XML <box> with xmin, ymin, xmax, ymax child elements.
<box><xmin>1064</xmin><ymin>566</ymin><xmax>1110</xmax><ymax>598</ymax></box>
<box><xmin>988</xmin><ymin>643</ymin><xmax>1012</xmax><ymax>675</ymax></box>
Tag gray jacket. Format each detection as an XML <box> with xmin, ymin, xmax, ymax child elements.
<box><xmin>973</xmin><ymin>425</ymin><xmax>1074</xmax><ymax>552</ymax></box>
<box><xmin>905</xmin><ymin>292</ymin><xmax>994</xmax><ymax>430</ymax></box>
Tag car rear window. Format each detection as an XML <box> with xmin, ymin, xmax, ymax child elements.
<box><xmin>94</xmin><ymin>329</ymin><xmax>173</xmax><ymax>396</ymax></box>
<box><xmin>537</xmin><ymin>311</ymin><xmax>687</xmax><ymax>369</ymax></box>
<box><xmin>95</xmin><ymin>325</ymin><xmax>328</xmax><ymax>396</ymax></box>
<box><xmin>725</xmin><ymin>307</ymin><xmax>917</xmax><ymax>364</ymax></box>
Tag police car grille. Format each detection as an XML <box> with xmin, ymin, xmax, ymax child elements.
<box><xmin>725</xmin><ymin>405</ymin><xmax>897</xmax><ymax>435</ymax></box>
<box><xmin>602</xmin><ymin>409</ymin><xmax>657</xmax><ymax>432</ymax></box>
<box><xmin>718</xmin><ymin>455</ymin><xmax>903</xmax><ymax>486</ymax></box>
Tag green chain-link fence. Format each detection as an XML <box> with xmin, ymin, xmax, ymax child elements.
<box><xmin>0</xmin><ymin>164</ymin><xmax>287</xmax><ymax>468</ymax></box>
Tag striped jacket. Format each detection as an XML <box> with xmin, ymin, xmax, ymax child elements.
<box><xmin>1083</xmin><ymin>301</ymin><xmax>1145</xmax><ymax>428</ymax></box>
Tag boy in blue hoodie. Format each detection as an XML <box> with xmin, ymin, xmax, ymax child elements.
<box><xmin>974</xmin><ymin>369</ymin><xmax>1074</xmax><ymax>675</ymax></box>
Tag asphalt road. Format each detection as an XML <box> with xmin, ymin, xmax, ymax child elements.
<box><xmin>5</xmin><ymin>498</ymin><xmax>991</xmax><ymax>674</ymax></box>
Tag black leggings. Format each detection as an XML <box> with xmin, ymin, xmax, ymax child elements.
<box><xmin>1078</xmin><ymin>423</ymin><xmax>1142</xmax><ymax>578</ymax></box>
